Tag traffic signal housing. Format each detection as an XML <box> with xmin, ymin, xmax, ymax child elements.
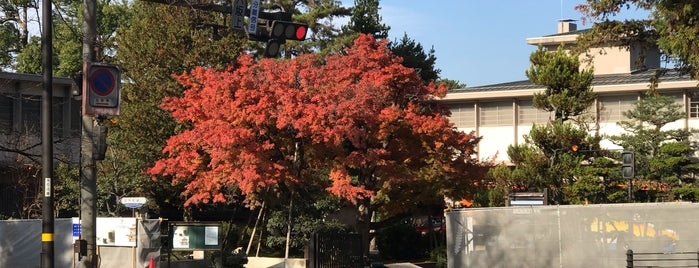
<box><xmin>262</xmin><ymin>20</ymin><xmax>308</xmax><ymax>57</ymax></box>
<box><xmin>248</xmin><ymin>11</ymin><xmax>309</xmax><ymax>57</ymax></box>
<box><xmin>621</xmin><ymin>151</ymin><xmax>635</xmax><ymax>179</ymax></box>
<box><xmin>269</xmin><ymin>20</ymin><xmax>307</xmax><ymax>41</ymax></box>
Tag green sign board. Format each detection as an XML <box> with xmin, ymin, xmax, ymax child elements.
<box><xmin>170</xmin><ymin>222</ymin><xmax>221</xmax><ymax>251</ymax></box>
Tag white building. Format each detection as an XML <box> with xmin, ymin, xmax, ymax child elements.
<box><xmin>442</xmin><ymin>21</ymin><xmax>699</xmax><ymax>163</ymax></box>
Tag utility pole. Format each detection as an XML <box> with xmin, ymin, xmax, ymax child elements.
<box><xmin>40</xmin><ymin>0</ymin><xmax>54</xmax><ymax>264</ymax></box>
<box><xmin>80</xmin><ymin>0</ymin><xmax>98</xmax><ymax>266</ymax></box>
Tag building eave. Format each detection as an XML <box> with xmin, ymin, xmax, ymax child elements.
<box><xmin>526</xmin><ymin>34</ymin><xmax>578</xmax><ymax>46</ymax></box>
<box><xmin>442</xmin><ymin>69</ymin><xmax>697</xmax><ymax>102</ymax></box>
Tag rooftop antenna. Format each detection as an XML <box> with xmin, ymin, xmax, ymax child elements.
<box><xmin>560</xmin><ymin>0</ymin><xmax>563</xmax><ymax>19</ymax></box>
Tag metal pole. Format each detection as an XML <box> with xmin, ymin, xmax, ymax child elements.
<box><xmin>626</xmin><ymin>249</ymin><xmax>633</xmax><ymax>268</ymax></box>
<box><xmin>80</xmin><ymin>0</ymin><xmax>97</xmax><ymax>265</ymax></box>
<box><xmin>40</xmin><ymin>0</ymin><xmax>54</xmax><ymax>264</ymax></box>
<box><xmin>628</xmin><ymin>179</ymin><xmax>633</xmax><ymax>203</ymax></box>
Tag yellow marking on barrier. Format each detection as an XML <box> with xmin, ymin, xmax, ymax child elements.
<box><xmin>42</xmin><ymin>233</ymin><xmax>54</xmax><ymax>242</ymax></box>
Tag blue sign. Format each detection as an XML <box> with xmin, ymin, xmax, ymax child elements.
<box><xmin>248</xmin><ymin>0</ymin><xmax>260</xmax><ymax>34</ymax></box>
<box><xmin>72</xmin><ymin>223</ymin><xmax>81</xmax><ymax>237</ymax></box>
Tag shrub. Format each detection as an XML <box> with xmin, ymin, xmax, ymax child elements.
<box><xmin>429</xmin><ymin>246</ymin><xmax>447</xmax><ymax>268</ymax></box>
<box><xmin>375</xmin><ymin>222</ymin><xmax>428</xmax><ymax>260</ymax></box>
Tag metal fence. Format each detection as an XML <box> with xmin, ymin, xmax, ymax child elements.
<box><xmin>625</xmin><ymin>249</ymin><xmax>699</xmax><ymax>268</ymax></box>
<box><xmin>307</xmin><ymin>232</ymin><xmax>363</xmax><ymax>268</ymax></box>
<box><xmin>446</xmin><ymin>203</ymin><xmax>699</xmax><ymax>268</ymax></box>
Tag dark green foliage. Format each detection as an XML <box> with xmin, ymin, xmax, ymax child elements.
<box><xmin>112</xmin><ymin>1</ymin><xmax>247</xmax><ymax>218</ymax></box>
<box><xmin>262</xmin><ymin>192</ymin><xmax>349</xmax><ymax>257</ymax></box>
<box><xmin>344</xmin><ymin>0</ymin><xmax>390</xmax><ymax>39</ymax></box>
<box><xmin>488</xmin><ymin>45</ymin><xmax>599</xmax><ymax>205</ymax></box>
<box><xmin>526</xmin><ymin>46</ymin><xmax>595</xmax><ymax>122</ymax></box>
<box><xmin>213</xmin><ymin>222</ymin><xmax>248</xmax><ymax>268</ymax></box>
<box><xmin>429</xmin><ymin>246</ymin><xmax>447</xmax><ymax>268</ymax></box>
<box><xmin>0</xmin><ymin>0</ymin><xmax>34</xmax><ymax>69</ymax></box>
<box><xmin>54</xmin><ymin>163</ymin><xmax>80</xmax><ymax>218</ymax></box>
<box><xmin>609</xmin><ymin>93</ymin><xmax>699</xmax><ymax>202</ymax></box>
<box><xmin>389</xmin><ymin>33</ymin><xmax>440</xmax><ymax>83</ymax></box>
<box><xmin>375</xmin><ymin>222</ymin><xmax>428</xmax><ymax>260</ymax></box>
<box><xmin>438</xmin><ymin>78</ymin><xmax>466</xmax><ymax>90</ymax></box>
<box><xmin>14</xmin><ymin>36</ymin><xmax>43</xmax><ymax>74</ymax></box>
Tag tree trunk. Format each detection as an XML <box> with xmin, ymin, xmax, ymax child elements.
<box><xmin>356</xmin><ymin>197</ymin><xmax>373</xmax><ymax>258</ymax></box>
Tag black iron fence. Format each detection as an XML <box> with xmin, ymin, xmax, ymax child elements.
<box><xmin>626</xmin><ymin>249</ymin><xmax>699</xmax><ymax>268</ymax></box>
<box><xmin>307</xmin><ymin>232</ymin><xmax>363</xmax><ymax>268</ymax></box>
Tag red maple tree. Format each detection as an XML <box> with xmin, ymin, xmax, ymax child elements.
<box><xmin>149</xmin><ymin>34</ymin><xmax>488</xmax><ymax>255</ymax></box>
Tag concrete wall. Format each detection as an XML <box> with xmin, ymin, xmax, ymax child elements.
<box><xmin>245</xmin><ymin>257</ymin><xmax>306</xmax><ymax>268</ymax></box>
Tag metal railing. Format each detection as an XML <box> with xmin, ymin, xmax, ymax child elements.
<box><xmin>626</xmin><ymin>249</ymin><xmax>699</xmax><ymax>268</ymax></box>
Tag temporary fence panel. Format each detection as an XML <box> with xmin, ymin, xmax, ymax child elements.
<box><xmin>0</xmin><ymin>218</ymin><xmax>161</xmax><ymax>268</ymax></box>
<box><xmin>0</xmin><ymin>219</ymin><xmax>73</xmax><ymax>268</ymax></box>
<box><xmin>446</xmin><ymin>203</ymin><xmax>699</xmax><ymax>268</ymax></box>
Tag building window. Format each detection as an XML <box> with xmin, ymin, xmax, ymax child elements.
<box><xmin>0</xmin><ymin>95</ymin><xmax>13</xmax><ymax>134</ymax></box>
<box><xmin>480</xmin><ymin>101</ymin><xmax>513</xmax><ymax>126</ymax></box>
<box><xmin>52</xmin><ymin>97</ymin><xmax>66</xmax><ymax>137</ymax></box>
<box><xmin>689</xmin><ymin>93</ymin><xmax>699</xmax><ymax>118</ymax></box>
<box><xmin>448</xmin><ymin>103</ymin><xmax>475</xmax><ymax>129</ymax></box>
<box><xmin>18</xmin><ymin>95</ymin><xmax>76</xmax><ymax>137</ymax></box>
<box><xmin>518</xmin><ymin>100</ymin><xmax>552</xmax><ymax>125</ymax></box>
<box><xmin>70</xmin><ymin>99</ymin><xmax>82</xmax><ymax>135</ymax></box>
<box><xmin>21</xmin><ymin>95</ymin><xmax>40</xmax><ymax>132</ymax></box>
<box><xmin>599</xmin><ymin>95</ymin><xmax>637</xmax><ymax>122</ymax></box>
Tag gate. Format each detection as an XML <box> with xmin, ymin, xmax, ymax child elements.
<box><xmin>307</xmin><ymin>232</ymin><xmax>363</xmax><ymax>268</ymax></box>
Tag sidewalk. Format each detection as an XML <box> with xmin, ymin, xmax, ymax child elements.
<box><xmin>384</xmin><ymin>263</ymin><xmax>422</xmax><ymax>268</ymax></box>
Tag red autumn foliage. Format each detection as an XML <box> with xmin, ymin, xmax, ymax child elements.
<box><xmin>148</xmin><ymin>34</ymin><xmax>487</xmax><ymax>209</ymax></box>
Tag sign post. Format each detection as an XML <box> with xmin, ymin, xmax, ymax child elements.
<box><xmin>120</xmin><ymin>197</ymin><xmax>147</xmax><ymax>218</ymax></box>
<box><xmin>120</xmin><ymin>197</ymin><xmax>147</xmax><ymax>209</ymax></box>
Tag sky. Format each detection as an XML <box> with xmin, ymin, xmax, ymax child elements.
<box><xmin>349</xmin><ymin>0</ymin><xmax>649</xmax><ymax>87</ymax></box>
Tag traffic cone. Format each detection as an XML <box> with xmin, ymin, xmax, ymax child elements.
<box><xmin>149</xmin><ymin>256</ymin><xmax>155</xmax><ymax>268</ymax></box>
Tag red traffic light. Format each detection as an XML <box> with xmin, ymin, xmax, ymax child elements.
<box><xmin>270</xmin><ymin>21</ymin><xmax>307</xmax><ymax>41</ymax></box>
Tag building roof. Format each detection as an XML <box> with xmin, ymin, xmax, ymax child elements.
<box><xmin>450</xmin><ymin>69</ymin><xmax>695</xmax><ymax>94</ymax></box>
<box><xmin>0</xmin><ymin>71</ymin><xmax>73</xmax><ymax>85</ymax></box>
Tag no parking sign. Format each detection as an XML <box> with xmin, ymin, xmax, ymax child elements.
<box><xmin>82</xmin><ymin>62</ymin><xmax>121</xmax><ymax>116</ymax></box>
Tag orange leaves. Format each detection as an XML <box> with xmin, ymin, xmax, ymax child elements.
<box><xmin>327</xmin><ymin>168</ymin><xmax>374</xmax><ymax>204</ymax></box>
<box><xmin>149</xmin><ymin>34</ymin><xmax>486</xmax><ymax>207</ymax></box>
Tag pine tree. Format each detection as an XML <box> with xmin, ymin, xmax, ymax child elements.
<box><xmin>388</xmin><ymin>33</ymin><xmax>440</xmax><ymax>83</ymax></box>
<box><xmin>344</xmin><ymin>0</ymin><xmax>390</xmax><ymax>39</ymax></box>
<box><xmin>488</xmin><ymin>44</ymin><xmax>599</xmax><ymax>205</ymax></box>
<box><xmin>609</xmin><ymin>93</ymin><xmax>699</xmax><ymax>202</ymax></box>
<box><xmin>526</xmin><ymin>45</ymin><xmax>595</xmax><ymax>122</ymax></box>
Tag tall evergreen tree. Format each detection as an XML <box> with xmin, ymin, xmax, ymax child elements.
<box><xmin>111</xmin><ymin>1</ymin><xmax>247</xmax><ymax>218</ymax></box>
<box><xmin>488</xmin><ymin>44</ymin><xmax>599</xmax><ymax>205</ymax></box>
<box><xmin>388</xmin><ymin>33</ymin><xmax>440</xmax><ymax>83</ymax></box>
<box><xmin>344</xmin><ymin>0</ymin><xmax>389</xmax><ymax>39</ymax></box>
<box><xmin>262</xmin><ymin>0</ymin><xmax>350</xmax><ymax>57</ymax></box>
<box><xmin>526</xmin><ymin>45</ymin><xmax>596</xmax><ymax>122</ymax></box>
<box><xmin>6</xmin><ymin>0</ymin><xmax>128</xmax><ymax>75</ymax></box>
<box><xmin>0</xmin><ymin>0</ymin><xmax>34</xmax><ymax>69</ymax></box>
